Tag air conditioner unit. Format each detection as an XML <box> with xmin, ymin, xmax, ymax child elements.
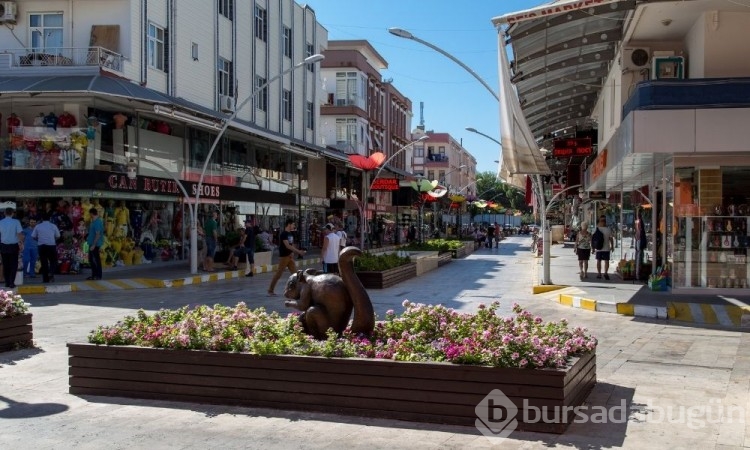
<box><xmin>0</xmin><ymin>1</ymin><xmax>18</xmax><ymax>24</ymax></box>
<box><xmin>622</xmin><ymin>47</ymin><xmax>651</xmax><ymax>71</ymax></box>
<box><xmin>220</xmin><ymin>95</ymin><xmax>235</xmax><ymax>113</ymax></box>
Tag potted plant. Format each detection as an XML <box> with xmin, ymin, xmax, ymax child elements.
<box><xmin>0</xmin><ymin>290</ymin><xmax>33</xmax><ymax>352</ymax></box>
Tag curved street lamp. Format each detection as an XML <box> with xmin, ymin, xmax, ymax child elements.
<box><xmin>186</xmin><ymin>53</ymin><xmax>324</xmax><ymax>274</ymax></box>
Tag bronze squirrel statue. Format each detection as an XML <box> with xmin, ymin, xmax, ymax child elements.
<box><xmin>283</xmin><ymin>246</ymin><xmax>374</xmax><ymax>339</ymax></box>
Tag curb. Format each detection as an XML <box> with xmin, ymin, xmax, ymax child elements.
<box><xmin>552</xmin><ymin>293</ymin><xmax>750</xmax><ymax>328</ymax></box>
<box><xmin>15</xmin><ymin>257</ymin><xmax>322</xmax><ymax>295</ymax></box>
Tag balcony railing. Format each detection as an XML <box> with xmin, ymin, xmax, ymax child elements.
<box><xmin>5</xmin><ymin>46</ymin><xmax>123</xmax><ymax>71</ymax></box>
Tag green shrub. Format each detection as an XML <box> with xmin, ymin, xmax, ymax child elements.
<box><xmin>354</xmin><ymin>252</ymin><xmax>411</xmax><ymax>272</ymax></box>
<box><xmin>402</xmin><ymin>238</ymin><xmax>464</xmax><ymax>253</ymax></box>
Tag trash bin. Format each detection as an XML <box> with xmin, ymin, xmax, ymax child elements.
<box><xmin>551</xmin><ymin>225</ymin><xmax>565</xmax><ymax>243</ymax></box>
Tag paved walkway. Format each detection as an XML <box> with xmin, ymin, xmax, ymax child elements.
<box><xmin>1</xmin><ymin>235</ymin><xmax>749</xmax><ymax>448</ymax></box>
<box><xmin>534</xmin><ymin>239</ymin><xmax>750</xmax><ymax>328</ymax></box>
<box><xmin>15</xmin><ymin>235</ymin><xmax>750</xmax><ymax>329</ymax></box>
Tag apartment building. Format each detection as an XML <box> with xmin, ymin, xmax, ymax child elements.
<box><xmin>320</xmin><ymin>39</ymin><xmax>415</xmax><ymax>242</ymax></box>
<box><xmin>0</xmin><ymin>0</ymin><xmax>331</xmax><ymax>258</ymax></box>
<box><xmin>497</xmin><ymin>0</ymin><xmax>750</xmax><ymax>292</ymax></box>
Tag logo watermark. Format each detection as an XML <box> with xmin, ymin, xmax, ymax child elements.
<box><xmin>476</xmin><ymin>389</ymin><xmax>745</xmax><ymax>443</ymax></box>
<box><xmin>474</xmin><ymin>389</ymin><xmax>518</xmax><ymax>441</ymax></box>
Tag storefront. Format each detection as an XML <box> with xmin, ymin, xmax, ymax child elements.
<box><xmin>0</xmin><ymin>170</ymin><xmax>295</xmax><ymax>272</ymax></box>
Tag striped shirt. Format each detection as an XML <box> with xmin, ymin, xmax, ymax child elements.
<box><xmin>31</xmin><ymin>220</ymin><xmax>61</xmax><ymax>245</ymax></box>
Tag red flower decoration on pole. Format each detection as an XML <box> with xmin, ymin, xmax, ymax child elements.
<box><xmin>348</xmin><ymin>152</ymin><xmax>386</xmax><ymax>171</ymax></box>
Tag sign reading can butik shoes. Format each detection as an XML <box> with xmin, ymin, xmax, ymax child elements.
<box><xmin>0</xmin><ymin>170</ymin><xmax>295</xmax><ymax>205</ymax></box>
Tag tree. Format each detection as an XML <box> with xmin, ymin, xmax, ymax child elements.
<box><xmin>474</xmin><ymin>171</ymin><xmax>530</xmax><ymax>214</ymax></box>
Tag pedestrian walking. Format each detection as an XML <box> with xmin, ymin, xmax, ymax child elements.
<box><xmin>31</xmin><ymin>213</ymin><xmax>60</xmax><ymax>283</ymax></box>
<box><xmin>22</xmin><ymin>218</ymin><xmax>39</xmax><ymax>278</ymax></box>
<box><xmin>574</xmin><ymin>221</ymin><xmax>592</xmax><ymax>280</ymax></box>
<box><xmin>595</xmin><ymin>215</ymin><xmax>615</xmax><ymax>280</ymax></box>
<box><xmin>321</xmin><ymin>223</ymin><xmax>341</xmax><ymax>274</ymax></box>
<box><xmin>203</xmin><ymin>210</ymin><xmax>219</xmax><ymax>272</ymax></box>
<box><xmin>243</xmin><ymin>219</ymin><xmax>256</xmax><ymax>277</ymax></box>
<box><xmin>86</xmin><ymin>208</ymin><xmax>104</xmax><ymax>280</ymax></box>
<box><xmin>0</xmin><ymin>207</ymin><xmax>23</xmax><ymax>289</ymax></box>
<box><xmin>267</xmin><ymin>219</ymin><xmax>306</xmax><ymax>296</ymax></box>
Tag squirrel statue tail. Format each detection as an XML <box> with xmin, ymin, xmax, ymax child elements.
<box><xmin>338</xmin><ymin>246</ymin><xmax>375</xmax><ymax>336</ymax></box>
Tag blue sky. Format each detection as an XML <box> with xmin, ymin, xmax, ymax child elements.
<box><xmin>308</xmin><ymin>0</ymin><xmax>542</xmax><ymax>174</ymax></box>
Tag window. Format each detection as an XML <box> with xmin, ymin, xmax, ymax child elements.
<box><xmin>306</xmin><ymin>102</ymin><xmax>314</xmax><ymax>129</ymax></box>
<box><xmin>283</xmin><ymin>90</ymin><xmax>292</xmax><ymax>121</ymax></box>
<box><xmin>283</xmin><ymin>27</ymin><xmax>292</xmax><ymax>58</ymax></box>
<box><xmin>335</xmin><ymin>72</ymin><xmax>360</xmax><ymax>106</ymax></box>
<box><xmin>218</xmin><ymin>0</ymin><xmax>233</xmax><ymax>19</ymax></box>
<box><xmin>218</xmin><ymin>58</ymin><xmax>233</xmax><ymax>96</ymax></box>
<box><xmin>191</xmin><ymin>42</ymin><xmax>199</xmax><ymax>61</ymax></box>
<box><xmin>414</xmin><ymin>146</ymin><xmax>424</xmax><ymax>157</ymax></box>
<box><xmin>254</xmin><ymin>4</ymin><xmax>267</xmax><ymax>42</ymax></box>
<box><xmin>427</xmin><ymin>171</ymin><xmax>435</xmax><ymax>181</ymax></box>
<box><xmin>148</xmin><ymin>23</ymin><xmax>166</xmax><ymax>71</ymax></box>
<box><xmin>255</xmin><ymin>76</ymin><xmax>267</xmax><ymax>112</ymax></box>
<box><xmin>306</xmin><ymin>43</ymin><xmax>315</xmax><ymax>72</ymax></box>
<box><xmin>335</xmin><ymin>119</ymin><xmax>357</xmax><ymax>147</ymax></box>
<box><xmin>29</xmin><ymin>13</ymin><xmax>63</xmax><ymax>53</ymax></box>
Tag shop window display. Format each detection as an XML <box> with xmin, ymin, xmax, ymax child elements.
<box><xmin>673</xmin><ymin>167</ymin><xmax>750</xmax><ymax>289</ymax></box>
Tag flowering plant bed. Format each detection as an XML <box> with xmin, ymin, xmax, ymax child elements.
<box><xmin>0</xmin><ymin>290</ymin><xmax>33</xmax><ymax>352</ymax></box>
<box><xmin>71</xmin><ymin>302</ymin><xmax>596</xmax><ymax>432</ymax></box>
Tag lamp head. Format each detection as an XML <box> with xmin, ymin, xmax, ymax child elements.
<box><xmin>301</xmin><ymin>54</ymin><xmax>325</xmax><ymax>65</ymax></box>
<box><xmin>416</xmin><ymin>135</ymin><xmax>429</xmax><ymax>142</ymax></box>
<box><xmin>465</xmin><ymin>127</ymin><xmax>478</xmax><ymax>133</ymax></box>
<box><xmin>388</xmin><ymin>27</ymin><xmax>413</xmax><ymax>39</ymax></box>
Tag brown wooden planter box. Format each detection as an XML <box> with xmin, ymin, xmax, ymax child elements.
<box><xmin>355</xmin><ymin>262</ymin><xmax>416</xmax><ymax>289</ymax></box>
<box><xmin>454</xmin><ymin>243</ymin><xmax>474</xmax><ymax>259</ymax></box>
<box><xmin>68</xmin><ymin>343</ymin><xmax>595</xmax><ymax>433</ymax></box>
<box><xmin>0</xmin><ymin>314</ymin><xmax>33</xmax><ymax>352</ymax></box>
<box><xmin>438</xmin><ymin>252</ymin><xmax>453</xmax><ymax>267</ymax></box>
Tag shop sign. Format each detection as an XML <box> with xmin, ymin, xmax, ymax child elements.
<box><xmin>302</xmin><ymin>195</ymin><xmax>330</xmax><ymax>208</ymax></box>
<box><xmin>552</xmin><ymin>138</ymin><xmax>592</xmax><ymax>158</ymax></box>
<box><xmin>371</xmin><ymin>178</ymin><xmax>399</xmax><ymax>191</ymax></box>
<box><xmin>106</xmin><ymin>174</ymin><xmax>221</xmax><ymax>199</ymax></box>
<box><xmin>367</xmin><ymin>204</ymin><xmax>388</xmax><ymax>212</ymax></box>
<box><xmin>588</xmin><ymin>191</ymin><xmax>607</xmax><ymax>200</ymax></box>
<box><xmin>590</xmin><ymin>149</ymin><xmax>608</xmax><ymax>181</ymax></box>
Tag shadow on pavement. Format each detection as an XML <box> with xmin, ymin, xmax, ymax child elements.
<box><xmin>0</xmin><ymin>394</ymin><xmax>68</xmax><ymax>418</ymax></box>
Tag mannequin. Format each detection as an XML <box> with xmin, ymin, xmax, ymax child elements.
<box><xmin>104</xmin><ymin>199</ymin><xmax>116</xmax><ymax>221</ymax></box>
<box><xmin>33</xmin><ymin>113</ymin><xmax>45</xmax><ymax>127</ymax></box>
<box><xmin>114</xmin><ymin>201</ymin><xmax>130</xmax><ymax>237</ymax></box>
<box><xmin>157</xmin><ymin>203</ymin><xmax>173</xmax><ymax>240</ymax></box>
<box><xmin>6</xmin><ymin>113</ymin><xmax>22</xmax><ymax>135</ymax></box>
<box><xmin>43</xmin><ymin>112</ymin><xmax>58</xmax><ymax>130</ymax></box>
<box><xmin>69</xmin><ymin>199</ymin><xmax>83</xmax><ymax>229</ymax></box>
<box><xmin>58</xmin><ymin>111</ymin><xmax>77</xmax><ymax>128</ymax></box>
<box><xmin>92</xmin><ymin>198</ymin><xmax>104</xmax><ymax>219</ymax></box>
<box><xmin>81</xmin><ymin>198</ymin><xmax>93</xmax><ymax>224</ymax></box>
<box><xmin>130</xmin><ymin>202</ymin><xmax>144</xmax><ymax>241</ymax></box>
<box><xmin>113</xmin><ymin>112</ymin><xmax>128</xmax><ymax>129</ymax></box>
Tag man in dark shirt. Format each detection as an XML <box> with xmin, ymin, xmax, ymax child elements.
<box><xmin>486</xmin><ymin>224</ymin><xmax>495</xmax><ymax>248</ymax></box>
<box><xmin>267</xmin><ymin>219</ymin><xmax>306</xmax><ymax>296</ymax></box>
<box><xmin>243</xmin><ymin>219</ymin><xmax>255</xmax><ymax>277</ymax></box>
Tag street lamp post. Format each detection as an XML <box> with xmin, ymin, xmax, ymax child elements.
<box><xmin>390</xmin><ymin>28</ymin><xmax>555</xmax><ymax>276</ymax></box>
<box><xmin>541</xmin><ymin>184</ymin><xmax>581</xmax><ymax>284</ymax></box>
<box><xmin>127</xmin><ymin>156</ymin><xmax>194</xmax><ymax>259</ymax></box>
<box><xmin>296</xmin><ymin>161</ymin><xmax>304</xmax><ymax>250</ymax></box>
<box><xmin>188</xmin><ymin>53</ymin><xmax>324</xmax><ymax>274</ymax></box>
<box><xmin>361</xmin><ymin>135</ymin><xmax>429</xmax><ymax>250</ymax></box>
